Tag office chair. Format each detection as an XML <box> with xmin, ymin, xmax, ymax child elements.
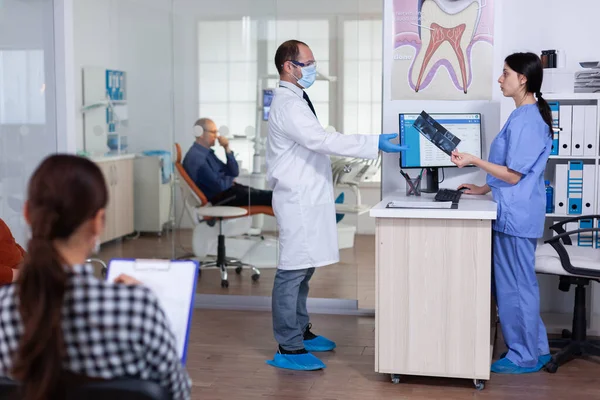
<box><xmin>0</xmin><ymin>377</ymin><xmax>171</xmax><ymax>400</ymax></box>
<box><xmin>173</xmin><ymin>143</ymin><xmax>275</xmax><ymax>288</ymax></box>
<box><xmin>535</xmin><ymin>215</ymin><xmax>600</xmax><ymax>373</ymax></box>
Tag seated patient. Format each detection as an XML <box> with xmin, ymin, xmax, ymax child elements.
<box><xmin>182</xmin><ymin>117</ymin><xmax>273</xmax><ymax>207</ymax></box>
<box><xmin>0</xmin><ymin>219</ymin><xmax>25</xmax><ymax>285</ymax></box>
<box><xmin>0</xmin><ymin>155</ymin><xmax>191</xmax><ymax>400</ymax></box>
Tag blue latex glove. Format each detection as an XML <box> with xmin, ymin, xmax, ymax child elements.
<box><xmin>378</xmin><ymin>133</ymin><xmax>409</xmax><ymax>153</ymax></box>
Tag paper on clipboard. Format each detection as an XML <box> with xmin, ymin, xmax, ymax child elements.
<box><xmin>106</xmin><ymin>259</ymin><xmax>199</xmax><ymax>364</ymax></box>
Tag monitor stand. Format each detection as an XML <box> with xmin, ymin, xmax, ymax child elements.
<box><xmin>422</xmin><ymin>167</ymin><xmax>440</xmax><ymax>193</ymax></box>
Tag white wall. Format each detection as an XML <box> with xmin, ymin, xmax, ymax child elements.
<box><xmin>73</xmin><ymin>0</ymin><xmax>174</xmax><ymax>154</ymax></box>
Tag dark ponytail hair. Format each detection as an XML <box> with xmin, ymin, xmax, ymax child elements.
<box><xmin>505</xmin><ymin>52</ymin><xmax>553</xmax><ymax>136</ymax></box>
<box><xmin>11</xmin><ymin>155</ymin><xmax>108</xmax><ymax>400</ymax></box>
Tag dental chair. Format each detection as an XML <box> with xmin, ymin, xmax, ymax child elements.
<box><xmin>535</xmin><ymin>215</ymin><xmax>600</xmax><ymax>373</ymax></box>
<box><xmin>330</xmin><ymin>153</ymin><xmax>381</xmax><ymax>248</ymax></box>
<box><xmin>331</xmin><ymin>153</ymin><xmax>381</xmax><ymax>215</ymax></box>
<box><xmin>173</xmin><ymin>143</ymin><xmax>276</xmax><ymax>288</ymax></box>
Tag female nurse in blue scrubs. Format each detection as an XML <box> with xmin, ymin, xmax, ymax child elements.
<box><xmin>451</xmin><ymin>52</ymin><xmax>553</xmax><ymax>374</ymax></box>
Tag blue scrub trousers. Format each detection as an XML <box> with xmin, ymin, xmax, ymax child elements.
<box><xmin>492</xmin><ymin>231</ymin><xmax>549</xmax><ymax>368</ymax></box>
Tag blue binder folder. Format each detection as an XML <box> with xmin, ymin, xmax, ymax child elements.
<box><xmin>105</xmin><ymin>258</ymin><xmax>199</xmax><ymax>365</ymax></box>
<box><xmin>567</xmin><ymin>161</ymin><xmax>583</xmax><ymax>215</ymax></box>
<box><xmin>549</xmin><ymin>101</ymin><xmax>560</xmax><ymax>155</ymax></box>
<box><xmin>578</xmin><ymin>218</ymin><xmax>594</xmax><ymax>247</ymax></box>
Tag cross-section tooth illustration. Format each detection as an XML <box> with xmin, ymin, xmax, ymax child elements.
<box><xmin>391</xmin><ymin>0</ymin><xmax>494</xmax><ymax>100</ymax></box>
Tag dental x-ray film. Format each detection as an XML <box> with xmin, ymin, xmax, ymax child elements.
<box><xmin>412</xmin><ymin>111</ymin><xmax>461</xmax><ymax>156</ymax></box>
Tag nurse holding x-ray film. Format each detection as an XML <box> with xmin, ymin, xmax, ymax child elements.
<box><xmin>451</xmin><ymin>52</ymin><xmax>553</xmax><ymax>374</ymax></box>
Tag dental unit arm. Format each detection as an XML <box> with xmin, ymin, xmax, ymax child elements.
<box><xmin>331</xmin><ymin>153</ymin><xmax>381</xmax><ymax>215</ymax></box>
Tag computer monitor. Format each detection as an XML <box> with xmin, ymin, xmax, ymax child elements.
<box><xmin>262</xmin><ymin>89</ymin><xmax>274</xmax><ymax>121</ymax></box>
<box><xmin>399</xmin><ymin>112</ymin><xmax>482</xmax><ymax>192</ymax></box>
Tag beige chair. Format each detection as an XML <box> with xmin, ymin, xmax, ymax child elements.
<box><xmin>173</xmin><ymin>143</ymin><xmax>275</xmax><ymax>288</ymax></box>
<box><xmin>535</xmin><ymin>215</ymin><xmax>600</xmax><ymax>373</ymax></box>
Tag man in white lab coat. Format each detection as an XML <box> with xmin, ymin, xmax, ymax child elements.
<box><xmin>265</xmin><ymin>40</ymin><xmax>407</xmax><ymax>371</ymax></box>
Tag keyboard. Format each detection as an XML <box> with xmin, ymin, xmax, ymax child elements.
<box><xmin>434</xmin><ymin>189</ymin><xmax>463</xmax><ymax>204</ymax></box>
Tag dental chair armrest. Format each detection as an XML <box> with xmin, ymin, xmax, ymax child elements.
<box><xmin>544</xmin><ymin>228</ymin><xmax>600</xmax><ymax>278</ymax></box>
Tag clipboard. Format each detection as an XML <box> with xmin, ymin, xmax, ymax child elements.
<box><xmin>105</xmin><ymin>258</ymin><xmax>199</xmax><ymax>365</ymax></box>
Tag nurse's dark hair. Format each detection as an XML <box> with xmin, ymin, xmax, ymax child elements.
<box><xmin>275</xmin><ymin>39</ymin><xmax>308</xmax><ymax>74</ymax></box>
<box><xmin>505</xmin><ymin>52</ymin><xmax>553</xmax><ymax>136</ymax></box>
<box><xmin>11</xmin><ymin>154</ymin><xmax>108</xmax><ymax>400</ymax></box>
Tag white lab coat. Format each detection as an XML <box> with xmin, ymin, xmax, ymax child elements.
<box><xmin>266</xmin><ymin>81</ymin><xmax>379</xmax><ymax>270</ymax></box>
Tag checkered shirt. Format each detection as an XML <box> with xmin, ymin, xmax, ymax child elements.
<box><xmin>0</xmin><ymin>264</ymin><xmax>191</xmax><ymax>400</ymax></box>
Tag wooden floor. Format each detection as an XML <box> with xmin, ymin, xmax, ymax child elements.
<box><xmin>186</xmin><ymin>309</ymin><xmax>600</xmax><ymax>399</ymax></box>
<box><xmin>98</xmin><ymin>230</ymin><xmax>375</xmax><ymax>299</ymax></box>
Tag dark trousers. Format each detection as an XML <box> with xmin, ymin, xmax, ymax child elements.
<box><xmin>210</xmin><ymin>183</ymin><xmax>272</xmax><ymax>207</ymax></box>
<box><xmin>272</xmin><ymin>268</ymin><xmax>315</xmax><ymax>350</ymax></box>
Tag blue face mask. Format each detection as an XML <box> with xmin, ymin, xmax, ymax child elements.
<box><xmin>294</xmin><ymin>64</ymin><xmax>317</xmax><ymax>89</ymax></box>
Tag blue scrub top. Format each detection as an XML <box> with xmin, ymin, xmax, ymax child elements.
<box><xmin>486</xmin><ymin>103</ymin><xmax>552</xmax><ymax>239</ymax></box>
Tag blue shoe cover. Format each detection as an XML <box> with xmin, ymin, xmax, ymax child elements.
<box><xmin>499</xmin><ymin>352</ymin><xmax>551</xmax><ymax>367</ymax></box>
<box><xmin>304</xmin><ymin>336</ymin><xmax>337</xmax><ymax>352</ymax></box>
<box><xmin>538</xmin><ymin>353</ymin><xmax>551</xmax><ymax>367</ymax></box>
<box><xmin>491</xmin><ymin>357</ymin><xmax>542</xmax><ymax>374</ymax></box>
<box><xmin>266</xmin><ymin>352</ymin><xmax>326</xmax><ymax>371</ymax></box>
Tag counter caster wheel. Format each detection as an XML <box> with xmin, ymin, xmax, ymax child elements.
<box><xmin>235</xmin><ymin>266</ymin><xmax>242</xmax><ymax>274</ymax></box>
<box><xmin>391</xmin><ymin>374</ymin><xmax>401</xmax><ymax>384</ymax></box>
<box><xmin>252</xmin><ymin>273</ymin><xmax>260</xmax><ymax>281</ymax></box>
<box><xmin>221</xmin><ymin>280</ymin><xmax>229</xmax><ymax>288</ymax></box>
<box><xmin>545</xmin><ymin>361</ymin><xmax>558</xmax><ymax>373</ymax></box>
<box><xmin>474</xmin><ymin>380</ymin><xmax>485</xmax><ymax>391</ymax></box>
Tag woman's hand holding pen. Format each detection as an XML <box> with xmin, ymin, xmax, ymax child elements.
<box><xmin>451</xmin><ymin>150</ymin><xmax>479</xmax><ymax>168</ymax></box>
<box><xmin>114</xmin><ymin>273</ymin><xmax>143</xmax><ymax>285</ymax></box>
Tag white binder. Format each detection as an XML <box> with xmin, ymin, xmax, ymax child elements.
<box><xmin>567</xmin><ymin>222</ymin><xmax>579</xmax><ymax>245</ymax></box>
<box><xmin>584</xmin><ymin>105</ymin><xmax>598</xmax><ymax>156</ymax></box>
<box><xmin>558</xmin><ymin>105</ymin><xmax>572</xmax><ymax>156</ymax></box>
<box><xmin>554</xmin><ymin>164</ymin><xmax>568</xmax><ymax>214</ymax></box>
<box><xmin>571</xmin><ymin>106</ymin><xmax>585</xmax><ymax>156</ymax></box>
<box><xmin>582</xmin><ymin>164</ymin><xmax>595</xmax><ymax>214</ymax></box>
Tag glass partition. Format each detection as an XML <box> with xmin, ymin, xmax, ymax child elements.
<box><xmin>72</xmin><ymin>0</ymin><xmax>177</xmax><ymax>273</ymax></box>
<box><xmin>0</xmin><ymin>0</ymin><xmax>58</xmax><ymax>246</ymax></box>
<box><xmin>172</xmin><ymin>0</ymin><xmax>384</xmax><ymax>302</ymax></box>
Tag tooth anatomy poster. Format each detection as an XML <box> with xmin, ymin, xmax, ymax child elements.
<box><xmin>391</xmin><ymin>0</ymin><xmax>494</xmax><ymax>100</ymax></box>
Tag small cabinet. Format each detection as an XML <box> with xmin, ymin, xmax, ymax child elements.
<box><xmin>95</xmin><ymin>157</ymin><xmax>134</xmax><ymax>244</ymax></box>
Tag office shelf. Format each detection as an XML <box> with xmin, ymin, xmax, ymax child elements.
<box><xmin>545</xmin><ymin>93</ymin><xmax>600</xmax><ymax>101</ymax></box>
<box><xmin>545</xmin><ymin>213</ymin><xmax>576</xmax><ymax>218</ymax></box>
<box><xmin>549</xmin><ymin>155</ymin><xmax>597</xmax><ymax>160</ymax></box>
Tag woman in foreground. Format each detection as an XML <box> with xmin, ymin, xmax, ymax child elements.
<box><xmin>0</xmin><ymin>154</ymin><xmax>191</xmax><ymax>399</ymax></box>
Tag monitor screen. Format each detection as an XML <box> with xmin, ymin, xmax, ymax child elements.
<box><xmin>262</xmin><ymin>89</ymin><xmax>274</xmax><ymax>121</ymax></box>
<box><xmin>399</xmin><ymin>112</ymin><xmax>482</xmax><ymax>168</ymax></box>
